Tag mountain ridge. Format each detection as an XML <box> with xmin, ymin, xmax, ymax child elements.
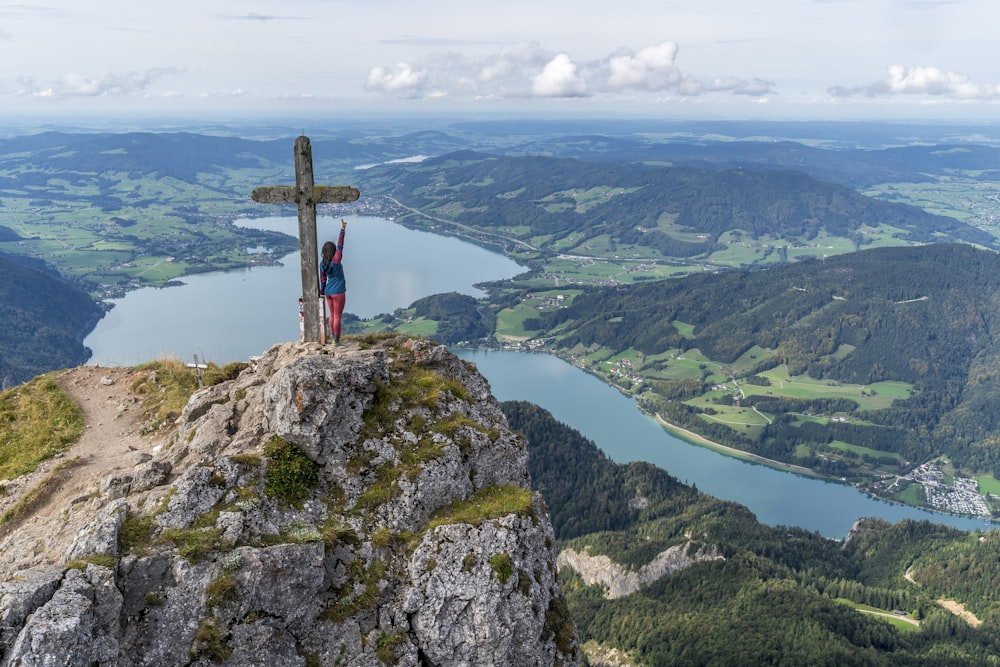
<box><xmin>0</xmin><ymin>337</ymin><xmax>579</xmax><ymax>666</ymax></box>
<box><xmin>364</xmin><ymin>151</ymin><xmax>996</xmax><ymax>256</ymax></box>
<box><xmin>528</xmin><ymin>242</ymin><xmax>1000</xmax><ymax>479</ymax></box>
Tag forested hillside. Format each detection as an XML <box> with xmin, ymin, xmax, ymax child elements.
<box><xmin>0</xmin><ymin>253</ymin><xmax>103</xmax><ymax>388</ymax></box>
<box><xmin>533</xmin><ymin>243</ymin><xmax>1000</xmax><ymax>476</ymax></box>
<box><xmin>364</xmin><ymin>151</ymin><xmax>995</xmax><ymax>255</ymax></box>
<box><xmin>505</xmin><ymin>400</ymin><xmax>1000</xmax><ymax>666</ymax></box>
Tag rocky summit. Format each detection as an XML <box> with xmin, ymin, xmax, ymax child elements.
<box><xmin>0</xmin><ymin>336</ymin><xmax>579</xmax><ymax>666</ymax></box>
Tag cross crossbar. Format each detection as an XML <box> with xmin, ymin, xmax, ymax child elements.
<box><xmin>251</xmin><ymin>185</ymin><xmax>360</xmax><ymax>205</ymax></box>
<box><xmin>251</xmin><ymin>135</ymin><xmax>359</xmax><ymax>344</ymax></box>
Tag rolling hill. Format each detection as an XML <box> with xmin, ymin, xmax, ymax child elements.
<box><xmin>361</xmin><ymin>151</ymin><xmax>996</xmax><ymax>260</ymax></box>
<box><xmin>531</xmin><ymin>243</ymin><xmax>1000</xmax><ymax>476</ymax></box>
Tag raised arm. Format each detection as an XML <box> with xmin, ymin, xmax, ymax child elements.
<box><xmin>334</xmin><ymin>219</ymin><xmax>346</xmax><ymax>262</ymax></box>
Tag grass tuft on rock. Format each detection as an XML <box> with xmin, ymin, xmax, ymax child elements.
<box><xmin>427</xmin><ymin>485</ymin><xmax>535</xmax><ymax>531</ymax></box>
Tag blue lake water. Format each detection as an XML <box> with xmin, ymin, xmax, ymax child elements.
<box><xmin>455</xmin><ymin>349</ymin><xmax>994</xmax><ymax>539</ymax></box>
<box><xmin>82</xmin><ymin>216</ymin><xmax>996</xmax><ymax>538</ymax></box>
<box><xmin>84</xmin><ymin>215</ymin><xmax>524</xmax><ymax>365</ymax></box>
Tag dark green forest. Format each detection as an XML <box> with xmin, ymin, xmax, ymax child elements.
<box><xmin>504</xmin><ymin>399</ymin><xmax>1000</xmax><ymax>666</ymax></box>
<box><xmin>0</xmin><ymin>253</ymin><xmax>103</xmax><ymax>389</ymax></box>
<box><xmin>410</xmin><ymin>292</ymin><xmax>493</xmax><ymax>345</ymax></box>
<box><xmin>530</xmin><ymin>243</ymin><xmax>1000</xmax><ymax>476</ymax></box>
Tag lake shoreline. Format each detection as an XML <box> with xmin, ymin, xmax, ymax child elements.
<box><xmin>478</xmin><ymin>344</ymin><xmax>998</xmax><ymax>527</ymax></box>
<box><xmin>650</xmin><ymin>413</ymin><xmax>825</xmax><ymax>479</ymax></box>
<box><xmin>500</xmin><ymin>345</ymin><xmax>829</xmax><ymax>479</ymax></box>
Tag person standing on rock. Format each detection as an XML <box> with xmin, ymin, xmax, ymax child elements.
<box><xmin>320</xmin><ymin>218</ymin><xmax>348</xmax><ymax>345</ymax></box>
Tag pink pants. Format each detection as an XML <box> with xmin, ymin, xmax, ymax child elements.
<box><xmin>325</xmin><ymin>293</ymin><xmax>346</xmax><ymax>340</ymax></box>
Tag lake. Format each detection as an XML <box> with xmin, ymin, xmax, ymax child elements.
<box><xmin>84</xmin><ymin>215</ymin><xmax>525</xmax><ymax>365</ymax></box>
<box><xmin>82</xmin><ymin>215</ymin><xmax>995</xmax><ymax>538</ymax></box>
<box><xmin>455</xmin><ymin>349</ymin><xmax>993</xmax><ymax>539</ymax></box>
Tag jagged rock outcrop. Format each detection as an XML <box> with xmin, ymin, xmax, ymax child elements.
<box><xmin>0</xmin><ymin>337</ymin><xmax>579</xmax><ymax>666</ymax></box>
<box><xmin>557</xmin><ymin>543</ymin><xmax>724</xmax><ymax>599</ymax></box>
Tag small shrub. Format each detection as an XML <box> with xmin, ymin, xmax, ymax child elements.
<box><xmin>430</xmin><ymin>413</ymin><xmax>477</xmax><ymax>439</ymax></box>
<box><xmin>361</xmin><ymin>365</ymin><xmax>469</xmax><ymax>439</ymax></box>
<box><xmin>490</xmin><ymin>553</ymin><xmax>513</xmax><ymax>585</ymax></box>
<box><xmin>320</xmin><ymin>561</ymin><xmax>385</xmax><ymax>623</ymax></box>
<box><xmin>355</xmin><ymin>466</ymin><xmax>400</xmax><ymax>510</ymax></box>
<box><xmin>320</xmin><ymin>516</ymin><xmax>357</xmax><ymax>547</ymax></box>
<box><xmin>235</xmin><ymin>496</ymin><xmax>261</xmax><ymax>513</ymax></box>
<box><xmin>517</xmin><ymin>571</ymin><xmax>532</xmax><ymax>595</ymax></box>
<box><xmin>263</xmin><ymin>436</ymin><xmax>320</xmax><ymax>508</ymax></box>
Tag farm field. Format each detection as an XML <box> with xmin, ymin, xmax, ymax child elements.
<box><xmin>0</xmin><ymin>167</ymin><xmax>297</xmax><ymax>297</ymax></box>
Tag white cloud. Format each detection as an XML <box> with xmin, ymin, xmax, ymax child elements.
<box><xmin>531</xmin><ymin>54</ymin><xmax>588</xmax><ymax>98</ymax></box>
<box><xmin>829</xmin><ymin>65</ymin><xmax>1000</xmax><ymax>99</ymax></box>
<box><xmin>479</xmin><ymin>42</ymin><xmax>551</xmax><ymax>85</ymax></box>
<box><xmin>605</xmin><ymin>42</ymin><xmax>682</xmax><ymax>91</ymax></box>
<box><xmin>365</xmin><ymin>40</ymin><xmax>774</xmax><ymax>102</ymax></box>
<box><xmin>364</xmin><ymin>62</ymin><xmax>428</xmax><ymax>97</ymax></box>
<box><xmin>18</xmin><ymin>68</ymin><xmax>180</xmax><ymax>100</ymax></box>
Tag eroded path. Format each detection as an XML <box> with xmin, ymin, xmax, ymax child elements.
<box><xmin>0</xmin><ymin>365</ymin><xmax>162</xmax><ymax>574</ymax></box>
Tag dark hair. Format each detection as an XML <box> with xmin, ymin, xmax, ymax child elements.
<box><xmin>321</xmin><ymin>241</ymin><xmax>335</xmax><ymax>262</ymax></box>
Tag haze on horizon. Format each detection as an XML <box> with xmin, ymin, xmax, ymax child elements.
<box><xmin>1</xmin><ymin>0</ymin><xmax>999</xmax><ymax>124</ymax></box>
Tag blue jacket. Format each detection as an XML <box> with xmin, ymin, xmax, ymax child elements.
<box><xmin>320</xmin><ymin>228</ymin><xmax>346</xmax><ymax>295</ymax></box>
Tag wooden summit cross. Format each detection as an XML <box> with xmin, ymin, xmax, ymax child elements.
<box><xmin>251</xmin><ymin>136</ymin><xmax>359</xmax><ymax>344</ymax></box>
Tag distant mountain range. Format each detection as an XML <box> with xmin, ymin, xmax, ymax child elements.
<box><xmin>518</xmin><ymin>136</ymin><xmax>1000</xmax><ymax>189</ymax></box>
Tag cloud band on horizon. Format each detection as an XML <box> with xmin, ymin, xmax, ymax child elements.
<box><xmin>364</xmin><ymin>41</ymin><xmax>776</xmax><ymax>100</ymax></box>
<box><xmin>829</xmin><ymin>65</ymin><xmax>1000</xmax><ymax>100</ymax></box>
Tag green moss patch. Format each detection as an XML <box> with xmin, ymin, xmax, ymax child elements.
<box><xmin>264</xmin><ymin>436</ymin><xmax>320</xmax><ymax>508</ymax></box>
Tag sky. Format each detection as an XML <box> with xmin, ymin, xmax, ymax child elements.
<box><xmin>2</xmin><ymin>0</ymin><xmax>999</xmax><ymax>123</ymax></box>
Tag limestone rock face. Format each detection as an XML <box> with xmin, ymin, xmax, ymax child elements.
<box><xmin>557</xmin><ymin>543</ymin><xmax>725</xmax><ymax>599</ymax></box>
<box><xmin>0</xmin><ymin>337</ymin><xmax>579</xmax><ymax>666</ymax></box>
